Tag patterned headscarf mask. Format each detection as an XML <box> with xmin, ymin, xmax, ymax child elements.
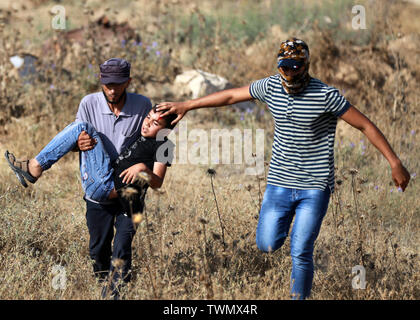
<box><xmin>277</xmin><ymin>38</ymin><xmax>311</xmax><ymax>94</ymax></box>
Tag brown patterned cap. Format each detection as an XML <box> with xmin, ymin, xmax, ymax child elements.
<box><xmin>277</xmin><ymin>38</ymin><xmax>310</xmax><ymax>68</ymax></box>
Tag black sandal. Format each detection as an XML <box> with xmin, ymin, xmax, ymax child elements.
<box><xmin>4</xmin><ymin>150</ymin><xmax>38</xmax><ymax>187</ymax></box>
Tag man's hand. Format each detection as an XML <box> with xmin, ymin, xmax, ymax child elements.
<box><xmin>391</xmin><ymin>161</ymin><xmax>411</xmax><ymax>192</ymax></box>
<box><xmin>77</xmin><ymin>131</ymin><xmax>97</xmax><ymax>151</ymax></box>
<box><xmin>120</xmin><ymin>163</ymin><xmax>148</xmax><ymax>184</ymax></box>
<box><xmin>156</xmin><ymin>101</ymin><xmax>190</xmax><ymax>126</ymax></box>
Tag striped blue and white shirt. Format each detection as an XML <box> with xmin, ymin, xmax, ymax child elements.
<box><xmin>250</xmin><ymin>75</ymin><xmax>350</xmax><ymax>192</ymax></box>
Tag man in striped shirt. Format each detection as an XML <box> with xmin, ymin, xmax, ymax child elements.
<box><xmin>156</xmin><ymin>38</ymin><xmax>410</xmax><ymax>299</ymax></box>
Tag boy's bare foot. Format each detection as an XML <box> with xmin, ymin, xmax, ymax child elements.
<box><xmin>28</xmin><ymin>159</ymin><xmax>43</xmax><ymax>179</ymax></box>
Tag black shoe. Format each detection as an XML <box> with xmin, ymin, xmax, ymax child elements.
<box><xmin>95</xmin><ymin>270</ymin><xmax>109</xmax><ymax>284</ymax></box>
<box><xmin>101</xmin><ymin>284</ymin><xmax>108</xmax><ymax>299</ymax></box>
<box><xmin>111</xmin><ymin>289</ymin><xmax>120</xmax><ymax>300</ymax></box>
<box><xmin>101</xmin><ymin>282</ymin><xmax>122</xmax><ymax>300</ymax></box>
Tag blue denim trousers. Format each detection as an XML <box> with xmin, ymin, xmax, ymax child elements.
<box><xmin>256</xmin><ymin>184</ymin><xmax>331</xmax><ymax>300</ymax></box>
<box><xmin>35</xmin><ymin>121</ymin><xmax>115</xmax><ymax>201</ymax></box>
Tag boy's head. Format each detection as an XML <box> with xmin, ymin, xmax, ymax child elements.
<box><xmin>141</xmin><ymin>105</ymin><xmax>177</xmax><ymax>138</ymax></box>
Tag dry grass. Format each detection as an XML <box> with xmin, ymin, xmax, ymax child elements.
<box><xmin>0</xmin><ymin>0</ymin><xmax>418</xmax><ymax>300</ymax></box>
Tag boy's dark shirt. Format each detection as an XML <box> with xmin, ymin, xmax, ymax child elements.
<box><xmin>112</xmin><ymin>135</ymin><xmax>174</xmax><ymax>214</ymax></box>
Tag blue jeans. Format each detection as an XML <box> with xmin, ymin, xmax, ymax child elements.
<box><xmin>35</xmin><ymin>121</ymin><xmax>114</xmax><ymax>201</ymax></box>
<box><xmin>256</xmin><ymin>185</ymin><xmax>331</xmax><ymax>300</ymax></box>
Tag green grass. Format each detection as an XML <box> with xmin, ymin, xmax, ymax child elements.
<box><xmin>171</xmin><ymin>0</ymin><xmax>364</xmax><ymax>48</ymax></box>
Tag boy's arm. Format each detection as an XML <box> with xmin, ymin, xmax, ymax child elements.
<box><xmin>119</xmin><ymin>162</ymin><xmax>167</xmax><ymax>189</ymax></box>
<box><xmin>339</xmin><ymin>105</ymin><xmax>410</xmax><ymax>191</ymax></box>
<box><xmin>156</xmin><ymin>85</ymin><xmax>253</xmax><ymax>125</ymax></box>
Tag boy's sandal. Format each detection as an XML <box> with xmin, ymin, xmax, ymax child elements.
<box><xmin>4</xmin><ymin>151</ymin><xmax>38</xmax><ymax>187</ymax></box>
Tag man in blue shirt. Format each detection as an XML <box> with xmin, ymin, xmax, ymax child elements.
<box><xmin>156</xmin><ymin>38</ymin><xmax>411</xmax><ymax>299</ymax></box>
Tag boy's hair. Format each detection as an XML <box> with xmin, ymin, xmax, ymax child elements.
<box><xmin>152</xmin><ymin>105</ymin><xmax>178</xmax><ymax>130</ymax></box>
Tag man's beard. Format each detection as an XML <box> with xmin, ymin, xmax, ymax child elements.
<box><xmin>102</xmin><ymin>89</ymin><xmax>127</xmax><ymax>105</ymax></box>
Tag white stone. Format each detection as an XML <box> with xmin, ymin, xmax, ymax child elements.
<box><xmin>10</xmin><ymin>55</ymin><xmax>24</xmax><ymax>69</ymax></box>
<box><xmin>173</xmin><ymin>69</ymin><xmax>229</xmax><ymax>99</ymax></box>
<box><xmin>172</xmin><ymin>69</ymin><xmax>258</xmax><ymax>115</ymax></box>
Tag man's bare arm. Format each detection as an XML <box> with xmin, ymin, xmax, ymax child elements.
<box><xmin>156</xmin><ymin>85</ymin><xmax>253</xmax><ymax>125</ymax></box>
<box><xmin>340</xmin><ymin>105</ymin><xmax>410</xmax><ymax>191</ymax></box>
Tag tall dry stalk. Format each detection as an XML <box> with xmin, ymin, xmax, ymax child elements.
<box><xmin>254</xmin><ymin>154</ymin><xmax>265</xmax><ymax>212</ymax></box>
<box><xmin>198</xmin><ymin>218</ymin><xmax>214</xmax><ymax>299</ymax></box>
<box><xmin>142</xmin><ymin>202</ymin><xmax>158</xmax><ymax>299</ymax></box>
<box><xmin>121</xmin><ymin>173</ymin><xmax>159</xmax><ymax>298</ymax></box>
<box><xmin>349</xmin><ymin>168</ymin><xmax>365</xmax><ymax>266</ymax></box>
<box><xmin>207</xmin><ymin>168</ymin><xmax>225</xmax><ymax>250</ymax></box>
<box><xmin>102</xmin><ymin>258</ymin><xmax>124</xmax><ymax>299</ymax></box>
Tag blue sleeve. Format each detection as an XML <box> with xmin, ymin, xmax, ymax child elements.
<box><xmin>325</xmin><ymin>88</ymin><xmax>351</xmax><ymax>117</ymax></box>
<box><xmin>249</xmin><ymin>77</ymin><xmax>271</xmax><ymax>103</ymax></box>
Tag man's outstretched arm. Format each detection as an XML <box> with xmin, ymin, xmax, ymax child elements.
<box><xmin>156</xmin><ymin>85</ymin><xmax>253</xmax><ymax>125</ymax></box>
<box><xmin>339</xmin><ymin>105</ymin><xmax>410</xmax><ymax>191</ymax></box>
